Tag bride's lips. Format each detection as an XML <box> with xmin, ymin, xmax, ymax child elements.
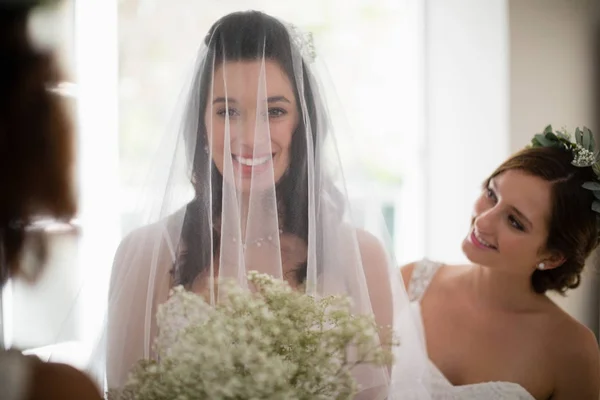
<box><xmin>232</xmin><ymin>153</ymin><xmax>274</xmax><ymax>177</ymax></box>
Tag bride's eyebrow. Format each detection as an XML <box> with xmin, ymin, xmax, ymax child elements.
<box><xmin>212</xmin><ymin>97</ymin><xmax>237</xmax><ymax>104</ymax></box>
<box><xmin>267</xmin><ymin>96</ymin><xmax>291</xmax><ymax>103</ymax></box>
<box><xmin>211</xmin><ymin>96</ymin><xmax>290</xmax><ymax>104</ymax></box>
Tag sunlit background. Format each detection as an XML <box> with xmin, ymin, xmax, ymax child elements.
<box><xmin>2</xmin><ymin>0</ymin><xmax>599</xmax><ymax>372</ymax></box>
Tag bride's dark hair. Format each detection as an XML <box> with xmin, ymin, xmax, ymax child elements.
<box><xmin>177</xmin><ymin>11</ymin><xmax>341</xmax><ymax>287</ymax></box>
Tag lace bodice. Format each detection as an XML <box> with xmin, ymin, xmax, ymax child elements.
<box><xmin>407</xmin><ymin>259</ymin><xmax>536</xmax><ymax>400</ymax></box>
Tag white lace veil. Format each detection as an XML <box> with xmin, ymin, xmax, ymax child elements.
<box><xmin>101</xmin><ymin>11</ymin><xmax>432</xmax><ymax>398</ymax></box>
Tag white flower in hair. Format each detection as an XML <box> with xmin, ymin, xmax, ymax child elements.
<box><xmin>287</xmin><ymin>23</ymin><xmax>317</xmax><ymax>63</ymax></box>
<box><xmin>572</xmin><ymin>144</ymin><xmax>596</xmax><ymax>167</ymax></box>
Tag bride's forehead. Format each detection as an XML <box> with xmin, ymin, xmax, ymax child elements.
<box><xmin>212</xmin><ymin>60</ymin><xmax>292</xmax><ymax>90</ymax></box>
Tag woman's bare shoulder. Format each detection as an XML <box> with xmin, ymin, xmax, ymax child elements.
<box><xmin>546</xmin><ymin>309</ymin><xmax>599</xmax><ymax>399</ymax></box>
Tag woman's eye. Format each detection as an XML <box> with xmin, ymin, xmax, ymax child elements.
<box><xmin>486</xmin><ymin>187</ymin><xmax>497</xmax><ymax>202</ymax></box>
<box><xmin>216</xmin><ymin>108</ymin><xmax>239</xmax><ymax>117</ymax></box>
<box><xmin>268</xmin><ymin>108</ymin><xmax>286</xmax><ymax>118</ymax></box>
<box><xmin>509</xmin><ymin>216</ymin><xmax>525</xmax><ymax>231</ymax></box>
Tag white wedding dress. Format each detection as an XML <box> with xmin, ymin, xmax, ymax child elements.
<box><xmin>407</xmin><ymin>259</ymin><xmax>536</xmax><ymax>400</ymax></box>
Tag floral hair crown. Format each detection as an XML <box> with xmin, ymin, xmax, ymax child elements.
<box><xmin>286</xmin><ymin>23</ymin><xmax>316</xmax><ymax>63</ymax></box>
<box><xmin>529</xmin><ymin>125</ymin><xmax>600</xmax><ymax>232</ymax></box>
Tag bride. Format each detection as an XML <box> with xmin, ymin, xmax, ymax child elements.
<box><xmin>105</xmin><ymin>10</ymin><xmax>431</xmax><ymax>398</ymax></box>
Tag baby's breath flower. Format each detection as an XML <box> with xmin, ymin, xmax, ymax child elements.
<box><xmin>572</xmin><ymin>144</ymin><xmax>596</xmax><ymax>167</ymax></box>
<box><xmin>109</xmin><ymin>271</ymin><xmax>393</xmax><ymax>400</ymax></box>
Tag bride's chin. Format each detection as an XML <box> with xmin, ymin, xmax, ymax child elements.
<box><xmin>223</xmin><ymin>172</ymin><xmax>286</xmax><ymax>193</ymax></box>
<box><xmin>227</xmin><ymin>178</ymin><xmax>278</xmax><ymax>194</ymax></box>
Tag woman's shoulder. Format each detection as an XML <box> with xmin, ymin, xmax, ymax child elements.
<box><xmin>539</xmin><ymin>296</ymin><xmax>597</xmax><ymax>343</ymax></box>
<box><xmin>119</xmin><ymin>209</ymin><xmax>186</xmax><ymax>248</ymax></box>
<box><xmin>354</xmin><ymin>229</ymin><xmax>387</xmax><ymax>260</ymax></box>
<box><xmin>114</xmin><ymin>209</ymin><xmax>186</xmax><ymax>263</ymax></box>
<box><xmin>110</xmin><ymin>209</ymin><xmax>185</xmax><ymax>287</ymax></box>
<box><xmin>544</xmin><ymin>302</ymin><xmax>599</xmax><ymax>362</ymax></box>
<box><xmin>350</xmin><ymin>229</ymin><xmax>390</xmax><ymax>284</ymax></box>
<box><xmin>542</xmin><ymin>304</ymin><xmax>600</xmax><ymax>397</ymax></box>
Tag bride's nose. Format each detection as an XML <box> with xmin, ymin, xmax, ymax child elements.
<box><xmin>237</xmin><ymin>114</ymin><xmax>270</xmax><ymax>149</ymax></box>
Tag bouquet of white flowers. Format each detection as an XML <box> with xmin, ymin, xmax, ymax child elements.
<box><xmin>107</xmin><ymin>271</ymin><xmax>393</xmax><ymax>400</ymax></box>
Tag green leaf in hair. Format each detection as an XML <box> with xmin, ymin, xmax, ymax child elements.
<box><xmin>587</xmin><ymin>127</ymin><xmax>596</xmax><ymax>153</ymax></box>
<box><xmin>534</xmin><ymin>134</ymin><xmax>554</xmax><ymax>147</ymax></box>
<box><xmin>575</xmin><ymin>127</ymin><xmax>583</xmax><ymax>146</ymax></box>
<box><xmin>582</xmin><ymin>181</ymin><xmax>600</xmax><ymax>191</ymax></box>
<box><xmin>583</xmin><ymin>129</ymin><xmax>591</xmax><ymax>150</ymax></box>
<box><xmin>530</xmin><ymin>125</ymin><xmax>600</xmax><ymax>239</ymax></box>
<box><xmin>593</xmin><ymin>160</ymin><xmax>600</xmax><ymax>177</ymax></box>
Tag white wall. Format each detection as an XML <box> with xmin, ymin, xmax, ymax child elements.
<box><xmin>424</xmin><ymin>0</ymin><xmax>510</xmax><ymax>262</ymax></box>
<box><xmin>509</xmin><ymin>0</ymin><xmax>600</xmax><ymax>337</ymax></box>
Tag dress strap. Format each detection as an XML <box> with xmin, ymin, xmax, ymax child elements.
<box><xmin>408</xmin><ymin>258</ymin><xmax>442</xmax><ymax>302</ymax></box>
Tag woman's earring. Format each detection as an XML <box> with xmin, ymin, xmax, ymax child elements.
<box><xmin>537</xmin><ymin>262</ymin><xmax>545</xmax><ymax>270</ymax></box>
<box><xmin>204</xmin><ymin>145</ymin><xmax>209</xmax><ymax>154</ymax></box>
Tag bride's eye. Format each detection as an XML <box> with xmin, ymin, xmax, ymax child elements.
<box><xmin>216</xmin><ymin>108</ymin><xmax>239</xmax><ymax>118</ymax></box>
<box><xmin>268</xmin><ymin>108</ymin><xmax>287</xmax><ymax>118</ymax></box>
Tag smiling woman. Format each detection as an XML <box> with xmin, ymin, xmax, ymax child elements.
<box><xmin>103</xmin><ymin>10</ymin><xmax>432</xmax><ymax>398</ymax></box>
<box><xmin>464</xmin><ymin>170</ymin><xmax>554</xmax><ymax>269</ymax></box>
<box><xmin>472</xmin><ymin>146</ymin><xmax>598</xmax><ymax>294</ymax></box>
<box><xmin>401</xmin><ymin>130</ymin><xmax>600</xmax><ymax>399</ymax></box>
<box><xmin>207</xmin><ymin>60</ymin><xmax>298</xmax><ymax>193</ymax></box>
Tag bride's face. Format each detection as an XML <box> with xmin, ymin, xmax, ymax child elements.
<box><xmin>461</xmin><ymin>169</ymin><xmax>555</xmax><ymax>277</ymax></box>
<box><xmin>205</xmin><ymin>60</ymin><xmax>299</xmax><ymax>193</ymax></box>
